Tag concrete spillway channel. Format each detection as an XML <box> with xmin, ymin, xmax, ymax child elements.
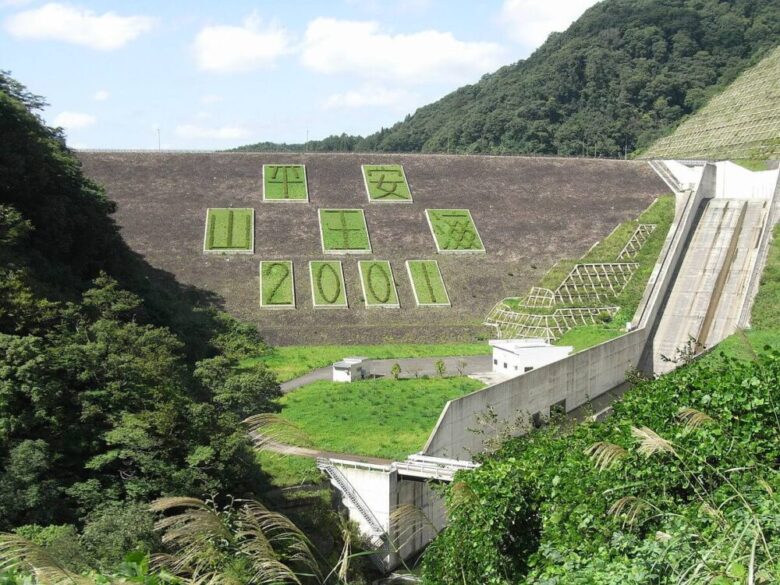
<box><xmin>650</xmin><ymin>198</ymin><xmax>768</xmax><ymax>373</ymax></box>
<box><xmin>703</xmin><ymin>200</ymin><xmax>769</xmax><ymax>344</ymax></box>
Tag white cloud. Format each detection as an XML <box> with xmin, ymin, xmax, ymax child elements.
<box><xmin>194</xmin><ymin>14</ymin><xmax>290</xmax><ymax>72</ymax></box>
<box><xmin>175</xmin><ymin>124</ymin><xmax>249</xmax><ymax>140</ymax></box>
<box><xmin>500</xmin><ymin>0</ymin><xmax>599</xmax><ymax>47</ymax></box>
<box><xmin>93</xmin><ymin>89</ymin><xmax>109</xmax><ymax>101</ymax></box>
<box><xmin>344</xmin><ymin>0</ymin><xmax>432</xmax><ymax>14</ymax></box>
<box><xmin>324</xmin><ymin>85</ymin><xmax>413</xmax><ymax>110</ymax></box>
<box><xmin>1</xmin><ymin>0</ymin><xmax>36</xmax><ymax>7</ymax></box>
<box><xmin>301</xmin><ymin>18</ymin><xmax>505</xmax><ymax>85</ymax></box>
<box><xmin>200</xmin><ymin>94</ymin><xmax>223</xmax><ymax>105</ymax></box>
<box><xmin>4</xmin><ymin>3</ymin><xmax>155</xmax><ymax>50</ymax></box>
<box><xmin>53</xmin><ymin>111</ymin><xmax>96</xmax><ymax>130</ymax></box>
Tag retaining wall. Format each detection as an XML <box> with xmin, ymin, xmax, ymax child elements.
<box><xmin>422</xmin><ymin>329</ymin><xmax>647</xmax><ymax>459</ymax></box>
<box><xmin>636</xmin><ymin>165</ymin><xmax>713</xmax><ymax>333</ymax></box>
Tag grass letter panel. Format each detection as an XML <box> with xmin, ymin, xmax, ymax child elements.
<box><xmin>426</xmin><ymin>209</ymin><xmax>485</xmax><ymax>253</ymax></box>
<box><xmin>260</xmin><ymin>261</ymin><xmax>295</xmax><ymax>308</ymax></box>
<box><xmin>310</xmin><ymin>261</ymin><xmax>347</xmax><ymax>308</ymax></box>
<box><xmin>358</xmin><ymin>261</ymin><xmax>399</xmax><ymax>308</ymax></box>
<box><xmin>318</xmin><ymin>209</ymin><xmax>372</xmax><ymax>254</ymax></box>
<box><xmin>362</xmin><ymin>164</ymin><xmax>412</xmax><ymax>203</ymax></box>
<box><xmin>406</xmin><ymin>260</ymin><xmax>450</xmax><ymax>306</ymax></box>
<box><xmin>203</xmin><ymin>208</ymin><xmax>254</xmax><ymax>253</ymax></box>
<box><xmin>263</xmin><ymin>165</ymin><xmax>308</xmax><ymax>201</ymax></box>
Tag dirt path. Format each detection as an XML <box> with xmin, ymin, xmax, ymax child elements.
<box><xmin>261</xmin><ymin>440</ymin><xmax>393</xmax><ymax>465</ymax></box>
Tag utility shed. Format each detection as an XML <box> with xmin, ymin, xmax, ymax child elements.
<box><xmin>332</xmin><ymin>357</ymin><xmax>368</xmax><ymax>383</ymax></box>
<box><xmin>489</xmin><ymin>339</ymin><xmax>573</xmax><ymax>375</ymax></box>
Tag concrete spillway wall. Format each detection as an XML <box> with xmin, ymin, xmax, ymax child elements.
<box><xmin>420</xmin><ymin>175</ymin><xmax>695</xmax><ymax>459</ymax></box>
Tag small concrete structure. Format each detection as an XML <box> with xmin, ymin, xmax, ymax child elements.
<box><xmin>332</xmin><ymin>357</ymin><xmax>368</xmax><ymax>383</ymax></box>
<box><xmin>317</xmin><ymin>455</ymin><xmax>478</xmax><ymax>571</ymax></box>
<box><xmin>489</xmin><ymin>338</ymin><xmax>573</xmax><ymax>375</ymax></box>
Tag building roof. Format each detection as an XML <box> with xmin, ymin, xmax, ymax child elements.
<box><xmin>489</xmin><ymin>338</ymin><xmax>573</xmax><ymax>356</ymax></box>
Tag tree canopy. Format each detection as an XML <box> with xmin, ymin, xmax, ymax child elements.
<box><xmin>0</xmin><ymin>72</ymin><xmax>279</xmax><ymax>547</ymax></box>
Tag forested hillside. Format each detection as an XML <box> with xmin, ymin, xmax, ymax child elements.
<box><xmin>237</xmin><ymin>0</ymin><xmax>780</xmax><ymax>157</ymax></box>
<box><xmin>0</xmin><ymin>73</ymin><xmax>286</xmax><ymax>567</ymax></box>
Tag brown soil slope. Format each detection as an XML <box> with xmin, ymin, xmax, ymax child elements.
<box><xmin>78</xmin><ymin>152</ymin><xmax>668</xmax><ymax>345</ymax></box>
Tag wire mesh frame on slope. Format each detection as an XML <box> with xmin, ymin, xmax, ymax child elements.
<box><xmin>485</xmin><ymin>304</ymin><xmax>619</xmax><ymax>341</ymax></box>
<box><xmin>618</xmin><ymin>224</ymin><xmax>657</xmax><ymax>260</ymax></box>
<box><xmin>554</xmin><ymin>262</ymin><xmax>639</xmax><ymax>305</ymax></box>
<box><xmin>516</xmin><ymin>287</ymin><xmax>556</xmax><ymax>308</ymax></box>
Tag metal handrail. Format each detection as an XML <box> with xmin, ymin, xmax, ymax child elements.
<box><xmin>317</xmin><ymin>458</ymin><xmax>386</xmax><ymax>544</ymax></box>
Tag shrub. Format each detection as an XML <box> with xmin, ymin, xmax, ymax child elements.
<box><xmin>80</xmin><ymin>502</ymin><xmax>158</xmax><ymax>569</ymax></box>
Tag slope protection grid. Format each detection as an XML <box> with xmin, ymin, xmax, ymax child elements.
<box><xmin>641</xmin><ymin>46</ymin><xmax>780</xmax><ymax>160</ymax></box>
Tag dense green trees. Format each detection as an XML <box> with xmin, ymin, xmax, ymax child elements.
<box><xmin>421</xmin><ymin>351</ymin><xmax>780</xmax><ymax>583</ymax></box>
<box><xmin>237</xmin><ymin>0</ymin><xmax>779</xmax><ymax>158</ymax></box>
<box><xmin>0</xmin><ymin>72</ymin><xmax>281</xmax><ymax>564</ymax></box>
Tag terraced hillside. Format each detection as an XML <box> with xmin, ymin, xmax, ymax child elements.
<box><xmin>642</xmin><ymin>46</ymin><xmax>780</xmax><ymax>160</ymax></box>
<box><xmin>78</xmin><ymin>152</ymin><xmax>667</xmax><ymax>345</ymax></box>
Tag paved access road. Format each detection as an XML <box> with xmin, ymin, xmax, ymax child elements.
<box><xmin>279</xmin><ymin>354</ymin><xmax>493</xmax><ymax>393</ymax></box>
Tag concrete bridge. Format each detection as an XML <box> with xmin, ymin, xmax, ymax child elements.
<box><xmin>317</xmin><ymin>160</ymin><xmax>780</xmax><ymax>571</ymax></box>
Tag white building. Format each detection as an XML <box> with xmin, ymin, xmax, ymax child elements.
<box><xmin>332</xmin><ymin>357</ymin><xmax>369</xmax><ymax>383</ymax></box>
<box><xmin>489</xmin><ymin>339</ymin><xmax>573</xmax><ymax>375</ymax></box>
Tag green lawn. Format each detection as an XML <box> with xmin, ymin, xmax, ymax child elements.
<box><xmin>240</xmin><ymin>342</ymin><xmax>491</xmax><ymax>382</ymax></box>
<box><xmin>204</xmin><ymin>208</ymin><xmax>253</xmax><ymax>252</ymax></box>
<box><xmin>407</xmin><ymin>260</ymin><xmax>450</xmax><ymax>306</ymax></box>
<box><xmin>310</xmin><ymin>260</ymin><xmax>347</xmax><ymax>307</ymax></box>
<box><xmin>276</xmin><ymin>377</ymin><xmax>484</xmax><ymax>460</ymax></box>
<box><xmin>259</xmin><ymin>261</ymin><xmax>295</xmax><ymax>308</ymax></box>
<box><xmin>555</xmin><ymin>326</ymin><xmax>623</xmax><ymax>352</ymax></box>
<box><xmin>256</xmin><ymin>451</ymin><xmax>321</xmax><ymax>487</ymax></box>
<box><xmin>426</xmin><ymin>209</ymin><xmax>485</xmax><ymax>252</ymax></box>
<box><xmin>263</xmin><ymin>164</ymin><xmax>308</xmax><ymax>200</ymax></box>
<box><xmin>362</xmin><ymin>164</ymin><xmax>412</xmax><ymax>202</ymax></box>
<box><xmin>733</xmin><ymin>160</ymin><xmax>771</xmax><ymax>172</ymax></box>
<box><xmin>358</xmin><ymin>260</ymin><xmax>399</xmax><ymax>307</ymax></box>
<box><xmin>318</xmin><ymin>209</ymin><xmax>371</xmax><ymax>253</ymax></box>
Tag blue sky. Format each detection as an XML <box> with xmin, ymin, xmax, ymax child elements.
<box><xmin>1</xmin><ymin>0</ymin><xmax>598</xmax><ymax>149</ymax></box>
